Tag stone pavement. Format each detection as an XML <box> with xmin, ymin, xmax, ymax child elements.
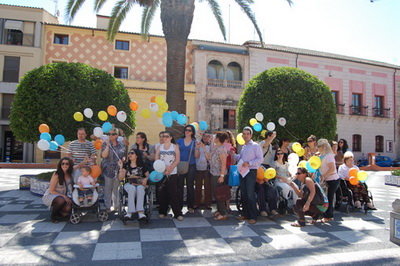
<box><xmin>0</xmin><ymin>169</ymin><xmax>399</xmax><ymax>265</ymax></box>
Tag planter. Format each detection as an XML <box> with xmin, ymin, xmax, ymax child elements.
<box><xmin>19</xmin><ymin>175</ymin><xmax>36</xmax><ymax>190</ymax></box>
<box><xmin>385</xmin><ymin>175</ymin><xmax>400</xmax><ymax>187</ymax></box>
<box><xmin>30</xmin><ymin>177</ymin><xmax>50</xmax><ymax>196</ymax></box>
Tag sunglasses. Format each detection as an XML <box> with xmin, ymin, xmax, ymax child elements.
<box><xmin>277</xmin><ymin>153</ymin><xmax>284</xmax><ymax>155</ymax></box>
<box><xmin>185</xmin><ymin>129</ymin><xmax>192</xmax><ymax>132</ymax></box>
<box><xmin>109</xmin><ymin>133</ymin><xmax>118</xmax><ymax>136</ymax></box>
<box><xmin>128</xmin><ymin>152</ymin><xmax>135</xmax><ymax>155</ymax></box>
<box><xmin>307</xmin><ymin>140</ymin><xmax>314</xmax><ymax>142</ymax></box>
<box><xmin>61</xmin><ymin>162</ymin><xmax>70</xmax><ymax>166</ymax></box>
<box><xmin>162</xmin><ymin>135</ymin><xmax>171</xmax><ymax>138</ymax></box>
<box><xmin>295</xmin><ymin>172</ymin><xmax>302</xmax><ymax>175</ymax></box>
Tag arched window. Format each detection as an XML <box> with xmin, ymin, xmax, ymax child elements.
<box><xmin>352</xmin><ymin>134</ymin><xmax>362</xmax><ymax>152</ymax></box>
<box><xmin>207</xmin><ymin>60</ymin><xmax>224</xmax><ymax>80</ymax></box>
<box><xmin>226</xmin><ymin>62</ymin><xmax>242</xmax><ymax>81</ymax></box>
<box><xmin>375</xmin><ymin>135</ymin><xmax>384</xmax><ymax>152</ymax></box>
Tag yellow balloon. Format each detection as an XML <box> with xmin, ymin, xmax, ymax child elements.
<box><xmin>141</xmin><ymin>109</ymin><xmax>151</xmax><ymax>119</ymax></box>
<box><xmin>249</xmin><ymin>118</ymin><xmax>258</xmax><ymax>126</ymax></box>
<box><xmin>298</xmin><ymin>160</ymin><xmax>307</xmax><ymax>168</ymax></box>
<box><xmin>98</xmin><ymin>111</ymin><xmax>108</xmax><ymax>121</ymax></box>
<box><xmin>155</xmin><ymin>96</ymin><xmax>165</xmax><ymax>105</ymax></box>
<box><xmin>357</xmin><ymin>170</ymin><xmax>368</xmax><ymax>181</ymax></box>
<box><xmin>236</xmin><ymin>133</ymin><xmax>245</xmax><ymax>145</ymax></box>
<box><xmin>73</xmin><ymin>112</ymin><xmax>84</xmax><ymax>122</ymax></box>
<box><xmin>309</xmin><ymin>156</ymin><xmax>322</xmax><ymax>169</ymax></box>
<box><xmin>160</xmin><ymin>102</ymin><xmax>169</xmax><ymax>111</ymax></box>
<box><xmin>292</xmin><ymin>142</ymin><xmax>301</xmax><ymax>153</ymax></box>
<box><xmin>296</xmin><ymin>147</ymin><xmax>305</xmax><ymax>157</ymax></box>
<box><xmin>191</xmin><ymin>122</ymin><xmax>199</xmax><ymax>131</ymax></box>
<box><xmin>264</xmin><ymin>168</ymin><xmax>276</xmax><ymax>180</ymax></box>
<box><xmin>261</xmin><ymin>130</ymin><xmax>267</xmax><ymax>138</ymax></box>
<box><xmin>156</xmin><ymin>110</ymin><xmax>164</xmax><ymax>118</ymax></box>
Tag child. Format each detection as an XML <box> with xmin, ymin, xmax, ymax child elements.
<box><xmin>77</xmin><ymin>166</ymin><xmax>96</xmax><ymax>205</ymax></box>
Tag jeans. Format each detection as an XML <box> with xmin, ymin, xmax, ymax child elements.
<box><xmin>256</xmin><ymin>182</ymin><xmax>278</xmax><ymax>213</ymax></box>
<box><xmin>124</xmin><ymin>183</ymin><xmax>145</xmax><ymax>213</ymax></box>
<box><xmin>240</xmin><ymin>170</ymin><xmax>257</xmax><ymax>220</ymax></box>
<box><xmin>104</xmin><ymin>177</ymin><xmax>120</xmax><ymax>210</ymax></box>
<box><xmin>212</xmin><ymin>175</ymin><xmax>228</xmax><ymax>215</ymax></box>
<box><xmin>195</xmin><ymin>170</ymin><xmax>212</xmax><ymax>206</ymax></box>
<box><xmin>178</xmin><ymin>164</ymin><xmax>196</xmax><ymax>209</ymax></box>
<box><xmin>294</xmin><ymin>198</ymin><xmax>323</xmax><ymax>222</ymax></box>
<box><xmin>324</xmin><ymin>179</ymin><xmax>340</xmax><ymax>218</ymax></box>
<box><xmin>159</xmin><ymin>174</ymin><xmax>182</xmax><ymax>217</ymax></box>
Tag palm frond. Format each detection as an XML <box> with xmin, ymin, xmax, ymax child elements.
<box><xmin>233</xmin><ymin>0</ymin><xmax>263</xmax><ymax>44</ymax></box>
<box><xmin>286</xmin><ymin>0</ymin><xmax>294</xmax><ymax>6</ymax></box>
<box><xmin>65</xmin><ymin>0</ymin><xmax>87</xmax><ymax>23</ymax></box>
<box><xmin>141</xmin><ymin>0</ymin><xmax>161</xmax><ymax>39</ymax></box>
<box><xmin>94</xmin><ymin>0</ymin><xmax>108</xmax><ymax>12</ymax></box>
<box><xmin>107</xmin><ymin>0</ymin><xmax>135</xmax><ymax>41</ymax></box>
<box><xmin>205</xmin><ymin>0</ymin><xmax>226</xmax><ymax>41</ymax></box>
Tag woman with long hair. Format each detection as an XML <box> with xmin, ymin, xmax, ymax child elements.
<box><xmin>304</xmin><ymin>135</ymin><xmax>318</xmax><ymax>160</ymax></box>
<box><xmin>194</xmin><ymin>132</ymin><xmax>212</xmax><ymax>209</ymax></box>
<box><xmin>131</xmin><ymin>132</ymin><xmax>155</xmax><ymax>172</ymax></box>
<box><xmin>335</xmin><ymin>139</ymin><xmax>349</xmax><ymax>168</ymax></box>
<box><xmin>274</xmin><ymin>148</ymin><xmax>297</xmax><ymax>207</ymax></box>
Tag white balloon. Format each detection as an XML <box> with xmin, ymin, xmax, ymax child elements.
<box><xmin>266</xmin><ymin>122</ymin><xmax>276</xmax><ymax>131</ymax></box>
<box><xmin>93</xmin><ymin>127</ymin><xmax>103</xmax><ymax>138</ymax></box>
<box><xmin>255</xmin><ymin>112</ymin><xmax>264</xmax><ymax>122</ymax></box>
<box><xmin>149</xmin><ymin>103</ymin><xmax>159</xmax><ymax>112</ymax></box>
<box><xmin>288</xmin><ymin>153</ymin><xmax>300</xmax><ymax>166</ymax></box>
<box><xmin>83</xmin><ymin>108</ymin><xmax>93</xmax><ymax>119</ymax></box>
<box><xmin>37</xmin><ymin>139</ymin><xmax>50</xmax><ymax>151</ymax></box>
<box><xmin>278</xmin><ymin>117</ymin><xmax>287</xmax><ymax>127</ymax></box>
<box><xmin>153</xmin><ymin>160</ymin><xmax>166</xmax><ymax>173</ymax></box>
<box><xmin>116</xmin><ymin>111</ymin><xmax>127</xmax><ymax>122</ymax></box>
<box><xmin>288</xmin><ymin>164</ymin><xmax>298</xmax><ymax>176</ymax></box>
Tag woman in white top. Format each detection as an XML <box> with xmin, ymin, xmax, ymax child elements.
<box><xmin>155</xmin><ymin>131</ymin><xmax>183</xmax><ymax>221</ymax></box>
<box><xmin>317</xmin><ymin>139</ymin><xmax>340</xmax><ymax>222</ymax></box>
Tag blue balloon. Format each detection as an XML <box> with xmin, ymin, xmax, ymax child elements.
<box><xmin>102</xmin><ymin>122</ymin><xmax>112</xmax><ymax>133</ymax></box>
<box><xmin>162</xmin><ymin>112</ymin><xmax>173</xmax><ymax>127</ymax></box>
<box><xmin>177</xmin><ymin>114</ymin><xmax>187</xmax><ymax>125</ymax></box>
<box><xmin>49</xmin><ymin>141</ymin><xmax>59</xmax><ymax>151</ymax></box>
<box><xmin>253</xmin><ymin>123</ymin><xmax>262</xmax><ymax>132</ymax></box>
<box><xmin>199</xmin><ymin>121</ymin><xmax>208</xmax><ymax>131</ymax></box>
<box><xmin>149</xmin><ymin>171</ymin><xmax>164</xmax><ymax>183</ymax></box>
<box><xmin>171</xmin><ymin>111</ymin><xmax>179</xmax><ymax>121</ymax></box>
<box><xmin>306</xmin><ymin>161</ymin><xmax>317</xmax><ymax>173</ymax></box>
<box><xmin>54</xmin><ymin>134</ymin><xmax>65</xmax><ymax>145</ymax></box>
<box><xmin>40</xmin><ymin>132</ymin><xmax>51</xmax><ymax>142</ymax></box>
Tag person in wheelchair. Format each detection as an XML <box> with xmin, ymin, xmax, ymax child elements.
<box><xmin>337</xmin><ymin>151</ymin><xmax>376</xmax><ymax>210</ymax></box>
<box><xmin>256</xmin><ymin>173</ymin><xmax>279</xmax><ymax>217</ymax></box>
<box><xmin>118</xmin><ymin>149</ymin><xmax>149</xmax><ymax>221</ymax></box>
<box><xmin>77</xmin><ymin>166</ymin><xmax>96</xmax><ymax>206</ymax></box>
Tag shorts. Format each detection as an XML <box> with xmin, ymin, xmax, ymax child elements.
<box><xmin>78</xmin><ymin>189</ymin><xmax>94</xmax><ymax>198</ymax></box>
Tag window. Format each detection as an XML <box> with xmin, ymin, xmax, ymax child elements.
<box><xmin>351</xmin><ymin>93</ymin><xmax>362</xmax><ymax>115</ymax></box>
<box><xmin>223</xmin><ymin>109</ymin><xmax>236</xmax><ymax>129</ymax></box>
<box><xmin>3</xmin><ymin>56</ymin><xmax>20</xmax><ymax>82</ymax></box>
<box><xmin>207</xmin><ymin>60</ymin><xmax>224</xmax><ymax>80</ymax></box>
<box><xmin>226</xmin><ymin>62</ymin><xmax>242</xmax><ymax>81</ymax></box>
<box><xmin>53</xmin><ymin>34</ymin><xmax>69</xmax><ymax>45</ymax></box>
<box><xmin>374</xmin><ymin>96</ymin><xmax>384</xmax><ymax>117</ymax></box>
<box><xmin>5</xmin><ymin>29</ymin><xmax>23</xmax><ymax>45</ymax></box>
<box><xmin>1</xmin><ymin>94</ymin><xmax>14</xmax><ymax>120</ymax></box>
<box><xmin>331</xmin><ymin>91</ymin><xmax>338</xmax><ymax>105</ymax></box>
<box><xmin>114</xmin><ymin>67</ymin><xmax>128</xmax><ymax>79</ymax></box>
<box><xmin>352</xmin><ymin>134</ymin><xmax>362</xmax><ymax>152</ymax></box>
<box><xmin>375</xmin><ymin>135</ymin><xmax>384</xmax><ymax>152</ymax></box>
<box><xmin>115</xmin><ymin>40</ymin><xmax>129</xmax><ymax>50</ymax></box>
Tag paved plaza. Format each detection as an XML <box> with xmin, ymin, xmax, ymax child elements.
<box><xmin>0</xmin><ymin>169</ymin><xmax>399</xmax><ymax>265</ymax></box>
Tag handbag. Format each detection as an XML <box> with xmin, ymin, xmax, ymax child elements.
<box><xmin>177</xmin><ymin>140</ymin><xmax>194</xmax><ymax>175</ymax></box>
<box><xmin>228</xmin><ymin>165</ymin><xmax>240</xmax><ymax>186</ymax></box>
<box><xmin>215</xmin><ymin>184</ymin><xmax>231</xmax><ymax>201</ymax></box>
<box><xmin>311</xmin><ymin>182</ymin><xmax>328</xmax><ymax>206</ymax></box>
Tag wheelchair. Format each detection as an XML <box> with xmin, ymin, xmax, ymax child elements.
<box><xmin>117</xmin><ymin>179</ymin><xmax>155</xmax><ymax>225</ymax></box>
<box><xmin>335</xmin><ymin>179</ymin><xmax>374</xmax><ymax>214</ymax></box>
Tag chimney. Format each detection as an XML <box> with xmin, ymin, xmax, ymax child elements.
<box><xmin>96</xmin><ymin>14</ymin><xmax>110</xmax><ymax>30</ymax></box>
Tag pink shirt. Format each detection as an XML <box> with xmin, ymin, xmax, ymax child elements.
<box><xmin>78</xmin><ymin>175</ymin><xmax>94</xmax><ymax>186</ymax></box>
<box><xmin>320</xmin><ymin>153</ymin><xmax>340</xmax><ymax>181</ymax></box>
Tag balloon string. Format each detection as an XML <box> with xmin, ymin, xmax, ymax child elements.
<box><xmin>122</xmin><ymin>122</ymin><xmax>135</xmax><ymax>132</ymax></box>
<box><xmin>89</xmin><ymin>118</ymin><xmax>100</xmax><ymax>126</ymax></box>
<box><xmin>282</xmin><ymin>126</ymin><xmax>299</xmax><ymax>140</ymax></box>
<box><xmin>83</xmin><ymin>120</ymin><xmax>99</xmax><ymax>127</ymax></box>
<box><xmin>108</xmin><ymin>144</ymin><xmax>121</xmax><ymax>161</ymax></box>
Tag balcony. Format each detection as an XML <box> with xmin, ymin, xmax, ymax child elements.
<box><xmin>336</xmin><ymin>103</ymin><xmax>345</xmax><ymax>114</ymax></box>
<box><xmin>207</xmin><ymin>79</ymin><xmax>243</xmax><ymax>89</ymax></box>
<box><xmin>372</xmin><ymin>108</ymin><xmax>390</xmax><ymax>118</ymax></box>
<box><xmin>1</xmin><ymin>107</ymin><xmax>11</xmax><ymax>120</ymax></box>
<box><xmin>349</xmin><ymin>105</ymin><xmax>368</xmax><ymax>116</ymax></box>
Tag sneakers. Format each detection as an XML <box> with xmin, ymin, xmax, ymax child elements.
<box><xmin>260</xmin><ymin>211</ymin><xmax>268</xmax><ymax>217</ymax></box>
<box><xmin>270</xmin><ymin>210</ymin><xmax>279</xmax><ymax>216</ymax></box>
<box><xmin>367</xmin><ymin>202</ymin><xmax>377</xmax><ymax>210</ymax></box>
<box><xmin>176</xmin><ymin>216</ymin><xmax>184</xmax><ymax>221</ymax></box>
<box><xmin>138</xmin><ymin>212</ymin><xmax>146</xmax><ymax>220</ymax></box>
<box><xmin>354</xmin><ymin>200</ymin><xmax>362</xmax><ymax>208</ymax></box>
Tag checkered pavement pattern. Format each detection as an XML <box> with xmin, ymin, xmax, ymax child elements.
<box><xmin>0</xmin><ymin>170</ymin><xmax>400</xmax><ymax>265</ymax></box>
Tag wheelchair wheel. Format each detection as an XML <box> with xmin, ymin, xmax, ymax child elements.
<box><xmin>144</xmin><ymin>187</ymin><xmax>154</xmax><ymax>221</ymax></box>
<box><xmin>235</xmin><ymin>187</ymin><xmax>243</xmax><ymax>212</ymax></box>
<box><xmin>345</xmin><ymin>204</ymin><xmax>350</xmax><ymax>214</ymax></box>
<box><xmin>98</xmin><ymin>211</ymin><xmax>108</xmax><ymax>222</ymax></box>
<box><xmin>118</xmin><ymin>185</ymin><xmax>127</xmax><ymax>222</ymax></box>
<box><xmin>70</xmin><ymin>209</ymin><xmax>80</xmax><ymax>224</ymax></box>
<box><xmin>277</xmin><ymin>198</ymin><xmax>288</xmax><ymax>215</ymax></box>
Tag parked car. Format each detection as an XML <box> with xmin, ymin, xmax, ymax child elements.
<box><xmin>375</xmin><ymin>156</ymin><xmax>393</xmax><ymax>167</ymax></box>
<box><xmin>391</xmin><ymin>159</ymin><xmax>400</xmax><ymax>167</ymax></box>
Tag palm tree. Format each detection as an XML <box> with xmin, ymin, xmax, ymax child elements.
<box><xmin>66</xmin><ymin>0</ymin><xmax>292</xmax><ymax>120</ymax></box>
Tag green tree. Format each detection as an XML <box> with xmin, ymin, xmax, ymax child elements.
<box><xmin>237</xmin><ymin>67</ymin><xmax>337</xmax><ymax>141</ymax></box>
<box><xmin>10</xmin><ymin>62</ymin><xmax>135</xmax><ymax>142</ymax></box>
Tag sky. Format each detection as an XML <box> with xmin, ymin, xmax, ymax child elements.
<box><xmin>2</xmin><ymin>0</ymin><xmax>400</xmax><ymax>65</ymax></box>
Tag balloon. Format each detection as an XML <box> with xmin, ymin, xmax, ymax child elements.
<box><xmin>73</xmin><ymin>112</ymin><xmax>84</xmax><ymax>122</ymax></box>
<box><xmin>162</xmin><ymin>112</ymin><xmax>173</xmax><ymax>127</ymax></box>
<box><xmin>40</xmin><ymin>132</ymin><xmax>51</xmax><ymax>142</ymax></box>
<box><xmin>83</xmin><ymin>108</ymin><xmax>93</xmax><ymax>118</ymax></box>
<box><xmin>150</xmin><ymin>96</ymin><xmax>156</xmax><ymax>103</ymax></box>
<box><xmin>98</xmin><ymin>111</ymin><xmax>108</xmax><ymax>121</ymax></box>
<box><xmin>38</xmin><ymin>124</ymin><xmax>50</xmax><ymax>133</ymax></box>
<box><xmin>199</xmin><ymin>121</ymin><xmax>208</xmax><ymax>131</ymax></box>
<box><xmin>252</xmin><ymin>123</ymin><xmax>262</xmax><ymax>132</ymax></box>
<box><xmin>130</xmin><ymin>101</ymin><xmax>139</xmax><ymax>111</ymax></box>
<box><xmin>102</xmin><ymin>122</ymin><xmax>113</xmax><ymax>133</ymax></box>
<box><xmin>298</xmin><ymin>160</ymin><xmax>307</xmax><ymax>168</ymax></box>
<box><xmin>357</xmin><ymin>170</ymin><xmax>368</xmax><ymax>181</ymax></box>
<box><xmin>93</xmin><ymin>127</ymin><xmax>103</xmax><ymax>138</ymax></box>
<box><xmin>266</xmin><ymin>122</ymin><xmax>276</xmax><ymax>131</ymax></box>
<box><xmin>177</xmin><ymin>114</ymin><xmax>187</xmax><ymax>125</ymax></box>
<box><xmin>288</xmin><ymin>153</ymin><xmax>300</xmax><ymax>165</ymax></box>
<box><xmin>149</xmin><ymin>103</ymin><xmax>159</xmax><ymax>112</ymax></box>
<box><xmin>296</xmin><ymin>148</ymin><xmax>305</xmax><ymax>157</ymax></box>
<box><xmin>292</xmin><ymin>142</ymin><xmax>302</xmax><ymax>153</ymax></box>
<box><xmin>155</xmin><ymin>96</ymin><xmax>165</xmax><ymax>105</ymax></box>
<box><xmin>116</xmin><ymin>111</ymin><xmax>127</xmax><ymax>122</ymax></box>
<box><xmin>255</xmin><ymin>112</ymin><xmax>264</xmax><ymax>122</ymax></box>
<box><xmin>141</xmin><ymin>109</ymin><xmax>151</xmax><ymax>119</ymax></box>
<box><xmin>349</xmin><ymin>168</ymin><xmax>359</xmax><ymax>177</ymax></box>
<box><xmin>191</xmin><ymin>122</ymin><xmax>199</xmax><ymax>131</ymax></box>
<box><xmin>49</xmin><ymin>141</ymin><xmax>59</xmax><ymax>151</ymax></box>
<box><xmin>156</xmin><ymin>109</ymin><xmax>164</xmax><ymax>118</ymax></box>
<box><xmin>257</xmin><ymin>167</ymin><xmax>265</xmax><ymax>180</ymax></box>
<box><xmin>149</xmin><ymin>171</ymin><xmax>164</xmax><ymax>183</ymax></box>
<box><xmin>249</xmin><ymin>118</ymin><xmax>257</xmax><ymax>126</ymax></box>
<box><xmin>261</xmin><ymin>130</ymin><xmax>267</xmax><ymax>138</ymax></box>
<box><xmin>54</xmin><ymin>134</ymin><xmax>65</xmax><ymax>146</ymax></box>
<box><xmin>153</xmin><ymin>160</ymin><xmax>166</xmax><ymax>173</ymax></box>
<box><xmin>288</xmin><ymin>164</ymin><xmax>298</xmax><ymax>176</ymax></box>
<box><xmin>91</xmin><ymin>165</ymin><xmax>102</xmax><ymax>178</ymax></box>
<box><xmin>349</xmin><ymin>176</ymin><xmax>359</xmax><ymax>186</ymax></box>
<box><xmin>37</xmin><ymin>139</ymin><xmax>50</xmax><ymax>151</ymax></box>
<box><xmin>160</xmin><ymin>102</ymin><xmax>169</xmax><ymax>111</ymax></box>
<box><xmin>94</xmin><ymin>139</ymin><xmax>102</xmax><ymax>150</ymax></box>
<box><xmin>236</xmin><ymin>133</ymin><xmax>245</xmax><ymax>145</ymax></box>
<box><xmin>264</xmin><ymin>168</ymin><xmax>276</xmax><ymax>179</ymax></box>
<box><xmin>305</xmin><ymin>161</ymin><xmax>317</xmax><ymax>173</ymax></box>
<box><xmin>171</xmin><ymin>111</ymin><xmax>179</xmax><ymax>121</ymax></box>
<box><xmin>107</xmin><ymin>105</ymin><xmax>117</xmax><ymax>116</ymax></box>
<box><xmin>278</xmin><ymin>117</ymin><xmax>287</xmax><ymax>127</ymax></box>
<box><xmin>309</xmin><ymin>156</ymin><xmax>322</xmax><ymax>169</ymax></box>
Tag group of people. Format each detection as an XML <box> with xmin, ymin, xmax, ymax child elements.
<box><xmin>42</xmin><ymin>125</ymin><xmax>375</xmax><ymax>227</ymax></box>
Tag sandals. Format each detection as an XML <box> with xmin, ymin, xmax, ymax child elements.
<box><xmin>214</xmin><ymin>215</ymin><xmax>228</xmax><ymax>221</ymax></box>
<box><xmin>213</xmin><ymin>211</ymin><xmax>221</xmax><ymax>217</ymax></box>
<box><xmin>322</xmin><ymin>218</ymin><xmax>334</xmax><ymax>223</ymax></box>
<box><xmin>291</xmin><ymin>220</ymin><xmax>306</xmax><ymax>227</ymax></box>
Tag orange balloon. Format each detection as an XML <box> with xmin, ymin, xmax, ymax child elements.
<box><xmin>150</xmin><ymin>96</ymin><xmax>156</xmax><ymax>103</ymax></box>
<box><xmin>91</xmin><ymin>165</ymin><xmax>102</xmax><ymax>178</ymax></box>
<box><xmin>257</xmin><ymin>167</ymin><xmax>265</xmax><ymax>180</ymax></box>
<box><xmin>348</xmin><ymin>168</ymin><xmax>359</xmax><ymax>178</ymax></box>
<box><xmin>38</xmin><ymin>124</ymin><xmax>50</xmax><ymax>133</ymax></box>
<box><xmin>94</xmin><ymin>139</ymin><xmax>103</xmax><ymax>150</ymax></box>
<box><xmin>130</xmin><ymin>101</ymin><xmax>139</xmax><ymax>111</ymax></box>
<box><xmin>349</xmin><ymin>176</ymin><xmax>359</xmax><ymax>186</ymax></box>
<box><xmin>107</xmin><ymin>105</ymin><xmax>117</xmax><ymax>116</ymax></box>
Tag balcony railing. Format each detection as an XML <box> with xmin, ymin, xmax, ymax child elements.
<box><xmin>349</xmin><ymin>105</ymin><xmax>368</xmax><ymax>116</ymax></box>
<box><xmin>336</xmin><ymin>103</ymin><xmax>345</xmax><ymax>114</ymax></box>
<box><xmin>208</xmin><ymin>79</ymin><xmax>243</xmax><ymax>89</ymax></box>
<box><xmin>2</xmin><ymin>33</ymin><xmax>34</xmax><ymax>47</ymax></box>
<box><xmin>226</xmin><ymin>80</ymin><xmax>243</xmax><ymax>88</ymax></box>
<box><xmin>1</xmin><ymin>107</ymin><xmax>11</xmax><ymax>120</ymax></box>
<box><xmin>372</xmin><ymin>108</ymin><xmax>390</xmax><ymax>118</ymax></box>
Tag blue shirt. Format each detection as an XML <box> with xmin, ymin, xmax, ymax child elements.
<box><xmin>235</xmin><ymin>140</ymin><xmax>263</xmax><ymax>170</ymax></box>
<box><xmin>177</xmin><ymin>138</ymin><xmax>196</xmax><ymax>165</ymax></box>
